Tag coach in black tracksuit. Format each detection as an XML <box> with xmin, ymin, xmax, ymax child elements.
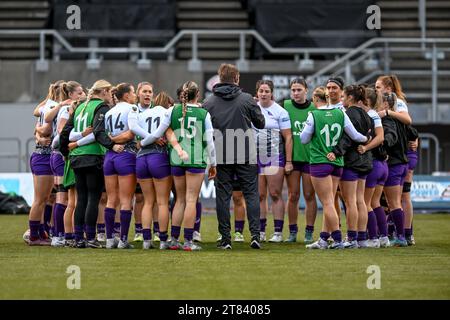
<box><xmin>203</xmin><ymin>64</ymin><xmax>265</xmax><ymax>249</ymax></box>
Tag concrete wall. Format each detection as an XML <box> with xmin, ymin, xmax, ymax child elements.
<box><xmin>0</xmin><ymin>103</ymin><xmax>36</xmax><ymax>172</ymax></box>
<box><xmin>0</xmin><ymin>59</ymin><xmax>313</xmax><ymax>172</ymax></box>
<box><xmin>0</xmin><ymin>60</ymin><xmax>205</xmax><ymax>102</ymax></box>
<box><xmin>0</xmin><ymin>60</ymin><xmax>318</xmax><ymax>102</ymax></box>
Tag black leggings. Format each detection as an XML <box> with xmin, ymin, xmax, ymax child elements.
<box><xmin>73</xmin><ymin>166</ymin><xmax>104</xmax><ymax>228</ymax></box>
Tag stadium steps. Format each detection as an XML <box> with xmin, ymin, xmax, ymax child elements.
<box><xmin>176</xmin><ymin>0</ymin><xmax>250</xmax><ymax>60</ymax></box>
<box><xmin>376</xmin><ymin>0</ymin><xmax>450</xmax><ymax>104</ymax></box>
<box><xmin>0</xmin><ymin>0</ymin><xmax>50</xmax><ymax>60</ymax></box>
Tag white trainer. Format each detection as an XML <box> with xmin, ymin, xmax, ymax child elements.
<box><xmin>216</xmin><ymin>233</ymin><xmax>222</xmax><ymax>242</ymax></box>
<box><xmin>343</xmin><ymin>240</ymin><xmax>359</xmax><ymax>249</ymax></box>
<box><xmin>183</xmin><ymin>240</ymin><xmax>202</xmax><ymax>251</ymax></box>
<box><xmin>379</xmin><ymin>236</ymin><xmax>391</xmax><ymax>248</ymax></box>
<box><xmin>97</xmin><ymin>233</ymin><xmax>106</xmax><ymax>242</ymax></box>
<box><xmin>106</xmin><ymin>238</ymin><xmax>119</xmax><ymax>249</ymax></box>
<box><xmin>367</xmin><ymin>239</ymin><xmax>380</xmax><ymax>248</ymax></box>
<box><xmin>233</xmin><ymin>232</ymin><xmax>244</xmax><ymax>242</ymax></box>
<box><xmin>259</xmin><ymin>231</ymin><xmax>266</xmax><ymax>242</ymax></box>
<box><xmin>358</xmin><ymin>240</ymin><xmax>369</xmax><ymax>248</ymax></box>
<box><xmin>143</xmin><ymin>240</ymin><xmax>154</xmax><ymax>250</ymax></box>
<box><xmin>268</xmin><ymin>232</ymin><xmax>283</xmax><ymax>243</ymax></box>
<box><xmin>306</xmin><ymin>238</ymin><xmax>328</xmax><ymax>249</ymax></box>
<box><xmin>193</xmin><ymin>231</ymin><xmax>202</xmax><ymax>243</ymax></box>
<box><xmin>159</xmin><ymin>240</ymin><xmax>170</xmax><ymax>250</ymax></box>
<box><xmin>118</xmin><ymin>239</ymin><xmax>134</xmax><ymax>249</ymax></box>
<box><xmin>51</xmin><ymin>236</ymin><xmax>65</xmax><ymax>247</ymax></box>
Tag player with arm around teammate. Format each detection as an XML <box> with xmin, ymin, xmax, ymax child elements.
<box><xmin>300</xmin><ymin>86</ymin><xmax>369</xmax><ymax>250</ymax></box>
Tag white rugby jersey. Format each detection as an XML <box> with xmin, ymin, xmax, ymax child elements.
<box><xmin>50</xmin><ymin>105</ymin><xmax>71</xmax><ymax>149</ymax></box>
<box><xmin>104</xmin><ymin>102</ymin><xmax>134</xmax><ymax>137</ymax></box>
<box><xmin>329</xmin><ymin>101</ymin><xmax>345</xmax><ymax>111</ymax></box>
<box><xmin>138</xmin><ymin>105</ymin><xmax>172</xmax><ymax>135</ymax></box>
<box><xmin>397</xmin><ymin>98</ymin><xmax>408</xmax><ymax>113</ymax></box>
<box><xmin>254</xmin><ymin>101</ymin><xmax>291</xmax><ymax>157</ymax></box>
<box><xmin>40</xmin><ymin>99</ymin><xmax>58</xmax><ymax>127</ymax></box>
<box><xmin>367</xmin><ymin>109</ymin><xmax>382</xmax><ymax>128</ymax></box>
<box><xmin>128</xmin><ymin>105</ymin><xmax>173</xmax><ymax>155</ymax></box>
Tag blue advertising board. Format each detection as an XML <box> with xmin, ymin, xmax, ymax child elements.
<box><xmin>1</xmin><ymin>173</ymin><xmax>449</xmax><ymax>212</ymax></box>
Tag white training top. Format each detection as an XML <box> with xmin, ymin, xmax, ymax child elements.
<box><xmin>41</xmin><ymin>99</ymin><xmax>58</xmax><ymax>127</ymax></box>
<box><xmin>254</xmin><ymin>101</ymin><xmax>291</xmax><ymax>158</ymax></box>
<box><xmin>329</xmin><ymin>101</ymin><xmax>345</xmax><ymax>111</ymax></box>
<box><xmin>300</xmin><ymin>105</ymin><xmax>368</xmax><ymax>144</ymax></box>
<box><xmin>128</xmin><ymin>105</ymin><xmax>173</xmax><ymax>144</ymax></box>
<box><xmin>397</xmin><ymin>98</ymin><xmax>408</xmax><ymax>113</ymax></box>
<box><xmin>128</xmin><ymin>105</ymin><xmax>172</xmax><ymax>155</ymax></box>
<box><xmin>50</xmin><ymin>105</ymin><xmax>71</xmax><ymax>149</ymax></box>
<box><xmin>104</xmin><ymin>102</ymin><xmax>134</xmax><ymax>137</ymax></box>
<box><xmin>367</xmin><ymin>109</ymin><xmax>382</xmax><ymax>128</ymax></box>
<box><xmin>137</xmin><ymin>103</ymin><xmax>151</xmax><ymax>113</ymax></box>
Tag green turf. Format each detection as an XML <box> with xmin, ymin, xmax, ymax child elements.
<box><xmin>0</xmin><ymin>214</ymin><xmax>449</xmax><ymax>299</ymax></box>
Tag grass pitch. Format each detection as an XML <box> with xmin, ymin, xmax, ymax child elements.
<box><xmin>0</xmin><ymin>213</ymin><xmax>449</xmax><ymax>299</ymax></box>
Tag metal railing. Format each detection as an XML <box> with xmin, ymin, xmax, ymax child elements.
<box><xmin>307</xmin><ymin>38</ymin><xmax>450</xmax><ymax>123</ymax></box>
<box><xmin>418</xmin><ymin>133</ymin><xmax>440</xmax><ymax>174</ymax></box>
<box><xmin>0</xmin><ymin>28</ymin><xmax>362</xmax><ymax>70</ymax></box>
<box><xmin>1</xmin><ymin>29</ymin><xmax>449</xmax><ymax>121</ymax></box>
<box><xmin>0</xmin><ymin>138</ymin><xmax>22</xmax><ymax>172</ymax></box>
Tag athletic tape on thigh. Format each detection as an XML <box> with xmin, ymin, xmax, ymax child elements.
<box><xmin>56</xmin><ymin>184</ymin><xmax>68</xmax><ymax>193</ymax></box>
<box><xmin>402</xmin><ymin>181</ymin><xmax>412</xmax><ymax>193</ymax></box>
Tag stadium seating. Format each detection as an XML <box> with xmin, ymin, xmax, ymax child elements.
<box><xmin>0</xmin><ymin>0</ymin><xmax>51</xmax><ymax>59</ymax></box>
<box><xmin>378</xmin><ymin>0</ymin><xmax>450</xmax><ymax>109</ymax></box>
<box><xmin>176</xmin><ymin>0</ymin><xmax>251</xmax><ymax>60</ymax></box>
<box><xmin>52</xmin><ymin>0</ymin><xmax>176</xmax><ymax>60</ymax></box>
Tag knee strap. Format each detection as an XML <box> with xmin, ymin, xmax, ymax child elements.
<box><xmin>402</xmin><ymin>181</ymin><xmax>412</xmax><ymax>193</ymax></box>
<box><xmin>56</xmin><ymin>184</ymin><xmax>68</xmax><ymax>193</ymax></box>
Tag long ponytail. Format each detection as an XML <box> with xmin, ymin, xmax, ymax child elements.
<box><xmin>378</xmin><ymin>75</ymin><xmax>406</xmax><ymax>102</ymax></box>
<box><xmin>181</xmin><ymin>80</ymin><xmax>199</xmax><ymax>124</ymax></box>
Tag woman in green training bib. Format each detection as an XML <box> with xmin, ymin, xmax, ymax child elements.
<box><xmin>281</xmin><ymin>77</ymin><xmax>318</xmax><ymax>244</ymax></box>
<box><xmin>60</xmin><ymin>79</ymin><xmax>124</xmax><ymax>249</ymax></box>
<box><xmin>139</xmin><ymin>81</ymin><xmax>217</xmax><ymax>251</ymax></box>
<box><xmin>300</xmin><ymin>86</ymin><xmax>369</xmax><ymax>250</ymax></box>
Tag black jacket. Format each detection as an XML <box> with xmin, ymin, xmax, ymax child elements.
<box><xmin>384</xmin><ymin>116</ymin><xmax>409</xmax><ymax>166</ymax></box>
<box><xmin>372</xmin><ymin>116</ymin><xmax>397</xmax><ymax>161</ymax></box>
<box><xmin>203</xmin><ymin>83</ymin><xmax>265</xmax><ymax>165</ymax></box>
<box><xmin>407</xmin><ymin>125</ymin><xmax>419</xmax><ymax>142</ymax></box>
<box><xmin>59</xmin><ymin>99</ymin><xmax>115</xmax><ymax>169</ymax></box>
<box><xmin>333</xmin><ymin>106</ymin><xmax>373</xmax><ymax>174</ymax></box>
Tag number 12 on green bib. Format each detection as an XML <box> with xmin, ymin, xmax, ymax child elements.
<box><xmin>310</xmin><ymin>109</ymin><xmax>344</xmax><ymax>166</ymax></box>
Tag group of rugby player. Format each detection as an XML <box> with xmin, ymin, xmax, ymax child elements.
<box><xmin>25</xmin><ymin>63</ymin><xmax>418</xmax><ymax>251</ymax></box>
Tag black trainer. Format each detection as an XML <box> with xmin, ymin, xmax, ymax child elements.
<box><xmin>250</xmin><ymin>236</ymin><xmax>261</xmax><ymax>249</ymax></box>
<box><xmin>75</xmin><ymin>240</ymin><xmax>86</xmax><ymax>248</ymax></box>
<box><xmin>87</xmin><ymin>239</ymin><xmax>103</xmax><ymax>249</ymax></box>
<box><xmin>217</xmin><ymin>240</ymin><xmax>232</xmax><ymax>250</ymax></box>
<box><xmin>65</xmin><ymin>239</ymin><xmax>76</xmax><ymax>248</ymax></box>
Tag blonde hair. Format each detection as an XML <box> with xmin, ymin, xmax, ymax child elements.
<box><xmin>86</xmin><ymin>79</ymin><xmax>112</xmax><ymax>103</ymax></box>
<box><xmin>313</xmin><ymin>86</ymin><xmax>328</xmax><ymax>103</ymax></box>
<box><xmin>46</xmin><ymin>80</ymin><xmax>65</xmax><ymax>101</ymax></box>
<box><xmin>78</xmin><ymin>79</ymin><xmax>112</xmax><ymax>114</ymax></box>
<box><xmin>61</xmin><ymin>81</ymin><xmax>82</xmax><ymax>101</ymax></box>
<box><xmin>181</xmin><ymin>81</ymin><xmax>199</xmax><ymax>120</ymax></box>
